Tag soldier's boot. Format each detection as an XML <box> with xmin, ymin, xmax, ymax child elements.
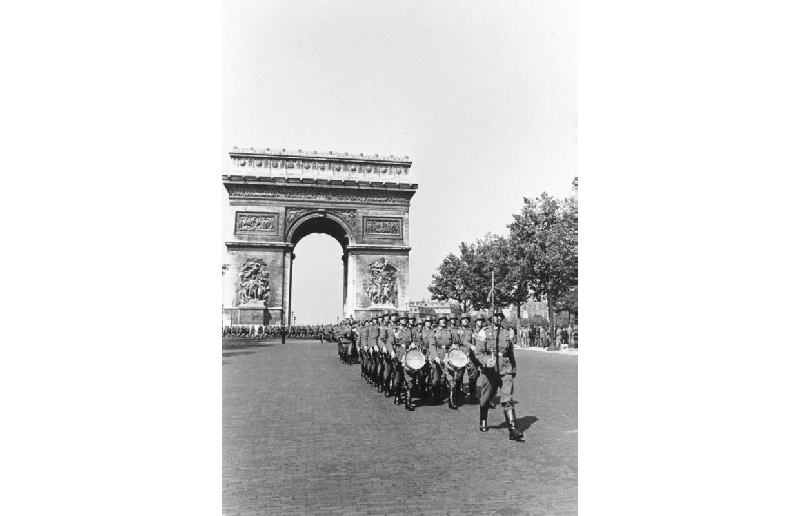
<box><xmin>479</xmin><ymin>406</ymin><xmax>489</xmax><ymax>432</ymax></box>
<box><xmin>405</xmin><ymin>387</ymin><xmax>415</xmax><ymax>411</ymax></box>
<box><xmin>393</xmin><ymin>383</ymin><xmax>402</xmax><ymax>405</ymax></box>
<box><xmin>377</xmin><ymin>376</ymin><xmax>384</xmax><ymax>393</ymax></box>
<box><xmin>504</xmin><ymin>406</ymin><xmax>525</xmax><ymax>442</ymax></box>
<box><xmin>448</xmin><ymin>388</ymin><xmax>458</xmax><ymax>410</ymax></box>
<box><xmin>384</xmin><ymin>378</ymin><xmax>392</xmax><ymax>397</ymax></box>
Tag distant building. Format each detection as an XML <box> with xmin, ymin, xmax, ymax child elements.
<box><xmin>408</xmin><ymin>299</ymin><xmax>461</xmax><ymax>318</ymax></box>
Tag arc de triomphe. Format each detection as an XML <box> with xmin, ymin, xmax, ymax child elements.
<box><xmin>222</xmin><ymin>147</ymin><xmax>417</xmax><ymax>326</ymax></box>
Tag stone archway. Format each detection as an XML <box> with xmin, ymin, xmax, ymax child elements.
<box><xmin>222</xmin><ymin>147</ymin><xmax>417</xmax><ymax>326</ymax></box>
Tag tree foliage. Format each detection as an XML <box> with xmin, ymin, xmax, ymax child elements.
<box><xmin>428</xmin><ymin>182</ymin><xmax>578</xmax><ymax>337</ymax></box>
<box><xmin>509</xmin><ymin>192</ymin><xmax>577</xmax><ymax>306</ymax></box>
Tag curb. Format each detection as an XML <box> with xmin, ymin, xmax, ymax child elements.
<box><xmin>514</xmin><ymin>345</ymin><xmax>578</xmax><ymax>356</ymax></box>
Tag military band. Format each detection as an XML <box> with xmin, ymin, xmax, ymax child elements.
<box><xmin>223</xmin><ymin>309</ymin><xmax>527</xmax><ymax>442</ymax></box>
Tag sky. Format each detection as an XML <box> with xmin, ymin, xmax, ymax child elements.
<box><xmin>222</xmin><ymin>0</ymin><xmax>577</xmax><ymax>324</ymax></box>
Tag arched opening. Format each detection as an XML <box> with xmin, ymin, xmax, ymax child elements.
<box><xmin>291</xmin><ymin>234</ymin><xmax>343</xmax><ymax>325</ymax></box>
<box><xmin>286</xmin><ymin>213</ymin><xmax>352</xmax><ymax>326</ymax></box>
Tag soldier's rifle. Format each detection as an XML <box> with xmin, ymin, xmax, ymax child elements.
<box><xmin>491</xmin><ymin>270</ymin><xmax>500</xmax><ymax>374</ymax></box>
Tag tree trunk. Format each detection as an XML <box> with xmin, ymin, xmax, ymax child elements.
<box><xmin>516</xmin><ymin>303</ymin><xmax>522</xmax><ymax>347</ymax></box>
<box><xmin>567</xmin><ymin>311</ymin><xmax>572</xmax><ymax>348</ymax></box>
<box><xmin>547</xmin><ymin>296</ymin><xmax>556</xmax><ymax>350</ymax></box>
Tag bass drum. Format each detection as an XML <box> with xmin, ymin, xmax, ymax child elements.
<box><xmin>404</xmin><ymin>350</ymin><xmax>426</xmax><ymax>370</ymax></box>
<box><xmin>446</xmin><ymin>349</ymin><xmax>469</xmax><ymax>368</ymax></box>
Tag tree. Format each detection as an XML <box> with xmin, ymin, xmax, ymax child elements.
<box><xmin>555</xmin><ymin>286</ymin><xmax>578</xmax><ymax>325</ymax></box>
<box><xmin>428</xmin><ymin>242</ymin><xmax>481</xmax><ymax>314</ymax></box>
<box><xmin>472</xmin><ymin>233</ymin><xmax>530</xmax><ymax>340</ymax></box>
<box><xmin>509</xmin><ymin>192</ymin><xmax>578</xmax><ymax>349</ymax></box>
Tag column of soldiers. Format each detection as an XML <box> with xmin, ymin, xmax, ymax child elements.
<box><xmin>223</xmin><ymin>324</ymin><xmax>340</xmax><ymax>341</ymax></box>
<box><xmin>336</xmin><ymin>309</ymin><xmax>525</xmax><ymax>442</ymax></box>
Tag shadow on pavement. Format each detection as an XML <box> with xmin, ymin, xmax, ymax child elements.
<box><xmin>222</xmin><ymin>339</ymin><xmax>280</xmax><ymax>351</ymax></box>
<box><xmin>223</xmin><ymin>350</ymin><xmax>257</xmax><ymax>358</ymax></box>
<box><xmin>498</xmin><ymin>415</ymin><xmax>539</xmax><ymax>432</ymax></box>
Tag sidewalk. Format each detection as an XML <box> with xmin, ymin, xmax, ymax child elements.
<box><xmin>515</xmin><ymin>344</ymin><xmax>578</xmax><ymax>356</ymax></box>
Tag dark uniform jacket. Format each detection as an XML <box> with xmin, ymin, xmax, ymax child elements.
<box><xmin>378</xmin><ymin>323</ymin><xmax>390</xmax><ymax>348</ymax></box>
<box><xmin>429</xmin><ymin>327</ymin><xmax>455</xmax><ymax>362</ymax></box>
<box><xmin>454</xmin><ymin>327</ymin><xmax>475</xmax><ymax>354</ymax></box>
<box><xmin>393</xmin><ymin>325</ymin><xmax>413</xmax><ymax>361</ymax></box>
<box><xmin>474</xmin><ymin>325</ymin><xmax>517</xmax><ymax>376</ymax></box>
<box><xmin>366</xmin><ymin>324</ymin><xmax>379</xmax><ymax>347</ymax></box>
<box><xmin>419</xmin><ymin>327</ymin><xmax>435</xmax><ymax>355</ymax></box>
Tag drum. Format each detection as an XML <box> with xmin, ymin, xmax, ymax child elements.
<box><xmin>447</xmin><ymin>349</ymin><xmax>469</xmax><ymax>368</ymax></box>
<box><xmin>404</xmin><ymin>350</ymin><xmax>426</xmax><ymax>370</ymax></box>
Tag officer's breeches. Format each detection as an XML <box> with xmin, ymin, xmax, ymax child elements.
<box><xmin>466</xmin><ymin>363</ymin><xmax>479</xmax><ymax>381</ymax></box>
<box><xmin>479</xmin><ymin>369</ymin><xmax>514</xmax><ymax>407</ymax></box>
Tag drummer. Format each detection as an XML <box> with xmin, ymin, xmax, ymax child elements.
<box><xmin>454</xmin><ymin>314</ymin><xmax>477</xmax><ymax>404</ymax></box>
<box><xmin>429</xmin><ymin>314</ymin><xmax>454</xmax><ymax>406</ymax></box>
<box><xmin>443</xmin><ymin>314</ymin><xmax>468</xmax><ymax>409</ymax></box>
<box><xmin>418</xmin><ymin>315</ymin><xmax>435</xmax><ymax>396</ymax></box>
<box><xmin>392</xmin><ymin>311</ymin><xmax>416</xmax><ymax>409</ymax></box>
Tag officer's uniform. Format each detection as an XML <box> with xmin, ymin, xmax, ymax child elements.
<box><xmin>473</xmin><ymin>311</ymin><xmax>524</xmax><ymax>441</ymax></box>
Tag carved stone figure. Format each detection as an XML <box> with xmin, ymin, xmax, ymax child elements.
<box><xmin>238</xmin><ymin>259</ymin><xmax>270</xmax><ymax>305</ymax></box>
<box><xmin>238</xmin><ymin>214</ymin><xmax>276</xmax><ymax>232</ymax></box>
<box><xmin>365</xmin><ymin>219</ymin><xmax>401</xmax><ymax>235</ymax></box>
<box><xmin>366</xmin><ymin>257</ymin><xmax>398</xmax><ymax>305</ymax></box>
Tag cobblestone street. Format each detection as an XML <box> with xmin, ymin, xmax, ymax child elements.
<box><xmin>223</xmin><ymin>340</ymin><xmax>578</xmax><ymax>515</ymax></box>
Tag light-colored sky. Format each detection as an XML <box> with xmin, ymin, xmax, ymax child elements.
<box><xmin>223</xmin><ymin>0</ymin><xmax>576</xmax><ymax>324</ymax></box>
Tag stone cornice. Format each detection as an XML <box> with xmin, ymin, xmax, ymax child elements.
<box><xmin>230</xmin><ymin>147</ymin><xmax>411</xmax><ymax>165</ymax></box>
<box><xmin>222</xmin><ymin>175</ymin><xmax>418</xmax><ymax>191</ymax></box>
<box><xmin>223</xmin><ymin>180</ymin><xmax>417</xmax><ymax>206</ymax></box>
<box><xmin>346</xmin><ymin>244</ymin><xmax>412</xmax><ymax>252</ymax></box>
<box><xmin>226</xmin><ymin>241</ymin><xmax>294</xmax><ymax>250</ymax></box>
<box><xmin>228</xmin><ymin>147</ymin><xmax>415</xmax><ymax>184</ymax></box>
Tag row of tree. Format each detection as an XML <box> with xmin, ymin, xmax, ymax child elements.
<box><xmin>428</xmin><ymin>188</ymin><xmax>578</xmax><ymax>344</ymax></box>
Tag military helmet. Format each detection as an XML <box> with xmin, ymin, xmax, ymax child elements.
<box><xmin>389</xmin><ymin>311</ymin><xmax>399</xmax><ymax>318</ymax></box>
<box><xmin>492</xmin><ymin>309</ymin><xmax>506</xmax><ymax>319</ymax></box>
<box><xmin>398</xmin><ymin>311</ymin><xmax>409</xmax><ymax>320</ymax></box>
<box><xmin>423</xmin><ymin>315</ymin><xmax>434</xmax><ymax>323</ymax></box>
<box><xmin>460</xmin><ymin>314</ymin><xmax>471</xmax><ymax>321</ymax></box>
<box><xmin>474</xmin><ymin>313</ymin><xmax>486</xmax><ymax>322</ymax></box>
<box><xmin>437</xmin><ymin>314</ymin><xmax>448</xmax><ymax>322</ymax></box>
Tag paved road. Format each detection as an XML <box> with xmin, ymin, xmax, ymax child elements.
<box><xmin>223</xmin><ymin>339</ymin><xmax>578</xmax><ymax>515</ymax></box>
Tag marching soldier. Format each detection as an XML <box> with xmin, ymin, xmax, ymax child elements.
<box><xmin>472</xmin><ymin>310</ymin><xmax>525</xmax><ymax>442</ymax></box>
<box><xmin>452</xmin><ymin>314</ymin><xmax>476</xmax><ymax>406</ymax></box>
<box><xmin>380</xmin><ymin>312</ymin><xmax>398</xmax><ymax>396</ymax></box>
<box><xmin>441</xmin><ymin>314</ymin><xmax>465</xmax><ymax>409</ymax></box>
<box><xmin>366</xmin><ymin>316</ymin><xmax>380</xmax><ymax>386</ymax></box>
<box><xmin>427</xmin><ymin>314</ymin><xmax>453</xmax><ymax>404</ymax></box>
<box><xmin>462</xmin><ymin>314</ymin><xmax>481</xmax><ymax>403</ymax></box>
<box><xmin>358</xmin><ymin>320</ymin><xmax>368</xmax><ymax>379</ymax></box>
<box><xmin>418</xmin><ymin>315</ymin><xmax>436</xmax><ymax>396</ymax></box>
<box><xmin>393</xmin><ymin>312</ymin><xmax>418</xmax><ymax>410</ymax></box>
<box><xmin>375</xmin><ymin>312</ymin><xmax>389</xmax><ymax>392</ymax></box>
